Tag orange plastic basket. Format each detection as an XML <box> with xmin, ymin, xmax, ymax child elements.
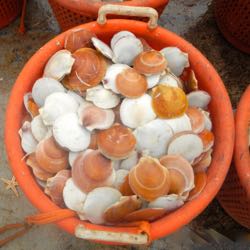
<box><xmin>214</xmin><ymin>0</ymin><xmax>250</xmax><ymax>54</ymax></box>
<box><xmin>0</xmin><ymin>0</ymin><xmax>22</xmax><ymax>29</ymax></box>
<box><xmin>217</xmin><ymin>85</ymin><xmax>250</xmax><ymax>229</ymax></box>
<box><xmin>4</xmin><ymin>6</ymin><xmax>235</xmax><ymax>245</ymax></box>
<box><xmin>48</xmin><ymin>0</ymin><xmax>169</xmax><ymax>31</ymax></box>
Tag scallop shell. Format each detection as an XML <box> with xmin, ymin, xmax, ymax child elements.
<box><xmin>119</xmin><ymin>175</ymin><xmax>134</xmax><ymax>196</ymax></box>
<box><xmin>201</xmin><ymin>110</ymin><xmax>212</xmax><ymax>131</ymax></box>
<box><xmin>188</xmin><ymin>172</ymin><xmax>207</xmax><ymax>201</ymax></box>
<box><xmin>186</xmin><ymin>107</ymin><xmax>205</xmax><ymax>134</ymax></box>
<box><xmin>31</xmin><ymin>115</ymin><xmax>48</xmax><ymax>142</ymax></box>
<box><xmin>159</xmin><ymin>72</ymin><xmax>182</xmax><ymax>88</ymax></box>
<box><xmin>161</xmin><ymin>47</ymin><xmax>189</xmax><ymax>76</ymax></box>
<box><xmin>32</xmin><ymin>77</ymin><xmax>65</xmax><ymax>107</ymax></box>
<box><xmin>102</xmin><ymin>63</ymin><xmax>129</xmax><ymax>94</ymax></box>
<box><xmin>26</xmin><ymin>153</ymin><xmax>53</xmax><ymax>181</ymax></box>
<box><xmin>112</xmin><ymin>36</ymin><xmax>143</xmax><ymax>66</ymax></box>
<box><xmin>193</xmin><ymin>150</ymin><xmax>212</xmax><ymax>173</ymax></box>
<box><xmin>53</xmin><ymin>112</ymin><xmax>91</xmax><ymax>152</ymax></box>
<box><xmin>63</xmin><ymin>48</ymin><xmax>107</xmax><ymax>92</ymax></box>
<box><xmin>133</xmin><ymin>119</ymin><xmax>173</xmax><ymax>158</ymax></box>
<box><xmin>103</xmin><ymin>195</ymin><xmax>142</xmax><ymax>224</ymax></box>
<box><xmin>110</xmin><ymin>31</ymin><xmax>135</xmax><ymax>50</ymax></box>
<box><xmin>113</xmin><ymin>169</ymin><xmax>129</xmax><ymax>190</ymax></box>
<box><xmin>68</xmin><ymin>151</ymin><xmax>84</xmax><ymax>168</ymax></box>
<box><xmin>64</xmin><ymin>28</ymin><xmax>96</xmax><ymax>53</ymax></box>
<box><xmin>97</xmin><ymin>123</ymin><xmax>136</xmax><ymax>160</ymax></box>
<box><xmin>67</xmin><ymin>90</ymin><xmax>85</xmax><ymax>105</ymax></box>
<box><xmin>63</xmin><ymin>178</ymin><xmax>87</xmax><ymax>215</ymax></box>
<box><xmin>91</xmin><ymin>37</ymin><xmax>114</xmax><ymax>60</ymax></box>
<box><xmin>83</xmin><ymin>187</ymin><xmax>122</xmax><ymax>224</ymax></box>
<box><xmin>187</xmin><ymin>90</ymin><xmax>211</xmax><ymax>109</ymax></box>
<box><xmin>72</xmin><ymin>150</ymin><xmax>116</xmax><ymax>193</ymax></box>
<box><xmin>167</xmin><ymin>132</ymin><xmax>203</xmax><ymax>163</ymax></box>
<box><xmin>35</xmin><ymin>136</ymin><xmax>69</xmax><ymax>174</ymax></box>
<box><xmin>184</xmin><ymin>69</ymin><xmax>198</xmax><ymax>92</ymax></box>
<box><xmin>120</xmin><ymin>151</ymin><xmax>139</xmax><ymax>171</ymax></box>
<box><xmin>78</xmin><ymin>103</ymin><xmax>115</xmax><ymax>131</ymax></box>
<box><xmin>116</xmin><ymin>67</ymin><xmax>147</xmax><ymax>98</ymax></box>
<box><xmin>152</xmin><ymin>85</ymin><xmax>188</xmax><ymax>119</ymax></box>
<box><xmin>120</xmin><ymin>94</ymin><xmax>156</xmax><ymax>128</ymax></box>
<box><xmin>134</xmin><ymin>50</ymin><xmax>167</xmax><ymax>75</ymax></box>
<box><xmin>43</xmin><ymin>50</ymin><xmax>75</xmax><ymax>81</ymax></box>
<box><xmin>23</xmin><ymin>93</ymin><xmax>39</xmax><ymax>118</ymax></box>
<box><xmin>164</xmin><ymin>114</ymin><xmax>192</xmax><ymax>134</ymax></box>
<box><xmin>148</xmin><ymin>194</ymin><xmax>184</xmax><ymax>213</ymax></box>
<box><xmin>39</xmin><ymin>92</ymin><xmax>79</xmax><ymax>126</ymax></box>
<box><xmin>160</xmin><ymin>155</ymin><xmax>195</xmax><ymax>193</ymax></box>
<box><xmin>89</xmin><ymin>133</ymin><xmax>98</xmax><ymax>150</ymax></box>
<box><xmin>198</xmin><ymin>129</ymin><xmax>214</xmax><ymax>152</ymax></box>
<box><xmin>45</xmin><ymin>169</ymin><xmax>71</xmax><ymax>207</ymax></box>
<box><xmin>129</xmin><ymin>156</ymin><xmax>171</xmax><ymax>201</ymax></box>
<box><xmin>146</xmin><ymin>73</ymin><xmax>161</xmax><ymax>89</ymax></box>
<box><xmin>18</xmin><ymin>121</ymin><xmax>38</xmax><ymax>154</ymax></box>
<box><xmin>86</xmin><ymin>85</ymin><xmax>120</xmax><ymax>109</ymax></box>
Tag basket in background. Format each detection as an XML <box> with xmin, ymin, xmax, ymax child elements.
<box><xmin>214</xmin><ymin>0</ymin><xmax>250</xmax><ymax>54</ymax></box>
<box><xmin>48</xmin><ymin>0</ymin><xmax>169</xmax><ymax>31</ymax></box>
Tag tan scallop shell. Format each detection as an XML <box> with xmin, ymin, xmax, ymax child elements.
<box><xmin>133</xmin><ymin>50</ymin><xmax>167</xmax><ymax>75</ymax></box>
<box><xmin>35</xmin><ymin>136</ymin><xmax>69</xmax><ymax>174</ymax></box>
<box><xmin>129</xmin><ymin>156</ymin><xmax>171</xmax><ymax>201</ymax></box>
<box><xmin>72</xmin><ymin>150</ymin><xmax>115</xmax><ymax>193</ymax></box>
<box><xmin>63</xmin><ymin>48</ymin><xmax>107</xmax><ymax>92</ymax></box>
<box><xmin>97</xmin><ymin>123</ymin><xmax>136</xmax><ymax>160</ymax></box>
<box><xmin>45</xmin><ymin>169</ymin><xmax>71</xmax><ymax>207</ymax></box>
<box><xmin>186</xmin><ymin>107</ymin><xmax>205</xmax><ymax>133</ymax></box>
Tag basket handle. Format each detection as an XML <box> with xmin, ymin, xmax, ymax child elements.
<box><xmin>97</xmin><ymin>4</ymin><xmax>158</xmax><ymax>29</ymax></box>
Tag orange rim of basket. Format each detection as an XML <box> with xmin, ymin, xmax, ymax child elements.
<box><xmin>51</xmin><ymin>0</ymin><xmax>169</xmax><ymax>16</ymax></box>
<box><xmin>4</xmin><ymin>20</ymin><xmax>234</xmax><ymax>243</ymax></box>
<box><xmin>234</xmin><ymin>85</ymin><xmax>250</xmax><ymax>198</ymax></box>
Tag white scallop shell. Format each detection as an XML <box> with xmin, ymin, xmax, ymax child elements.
<box><xmin>31</xmin><ymin>115</ymin><xmax>48</xmax><ymax>142</ymax></box>
<box><xmin>112</xmin><ymin>36</ymin><xmax>143</xmax><ymax>66</ymax></box>
<box><xmin>161</xmin><ymin>47</ymin><xmax>189</xmax><ymax>76</ymax></box>
<box><xmin>102</xmin><ymin>64</ymin><xmax>129</xmax><ymax>93</ymax></box>
<box><xmin>111</xmin><ymin>31</ymin><xmax>135</xmax><ymax>50</ymax></box>
<box><xmin>133</xmin><ymin>119</ymin><xmax>173</xmax><ymax>158</ymax></box>
<box><xmin>86</xmin><ymin>85</ymin><xmax>120</xmax><ymax>109</ymax></box>
<box><xmin>159</xmin><ymin>73</ymin><xmax>181</xmax><ymax>88</ymax></box>
<box><xmin>120</xmin><ymin>94</ymin><xmax>156</xmax><ymax>128</ymax></box>
<box><xmin>43</xmin><ymin>50</ymin><xmax>75</xmax><ymax>81</ymax></box>
<box><xmin>91</xmin><ymin>37</ymin><xmax>114</xmax><ymax>60</ymax></box>
<box><xmin>18</xmin><ymin>121</ymin><xmax>38</xmax><ymax>154</ymax></box>
<box><xmin>120</xmin><ymin>151</ymin><xmax>138</xmax><ymax>171</ymax></box>
<box><xmin>78</xmin><ymin>103</ymin><xmax>115</xmax><ymax>131</ymax></box>
<box><xmin>187</xmin><ymin>90</ymin><xmax>211</xmax><ymax>109</ymax></box>
<box><xmin>53</xmin><ymin>112</ymin><xmax>91</xmax><ymax>152</ymax></box>
<box><xmin>39</xmin><ymin>92</ymin><xmax>79</xmax><ymax>126</ymax></box>
<box><xmin>148</xmin><ymin>194</ymin><xmax>184</xmax><ymax>212</ymax></box>
<box><xmin>113</xmin><ymin>169</ymin><xmax>129</xmax><ymax>189</ymax></box>
<box><xmin>164</xmin><ymin>114</ymin><xmax>192</xmax><ymax>134</ymax></box>
<box><xmin>32</xmin><ymin>77</ymin><xmax>65</xmax><ymax>107</ymax></box>
<box><xmin>63</xmin><ymin>178</ymin><xmax>87</xmax><ymax>214</ymax></box>
<box><xmin>67</xmin><ymin>90</ymin><xmax>85</xmax><ymax>105</ymax></box>
<box><xmin>146</xmin><ymin>73</ymin><xmax>161</xmax><ymax>89</ymax></box>
<box><xmin>83</xmin><ymin>187</ymin><xmax>122</xmax><ymax>224</ymax></box>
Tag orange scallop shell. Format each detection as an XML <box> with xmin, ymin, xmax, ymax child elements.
<box><xmin>188</xmin><ymin>172</ymin><xmax>207</xmax><ymax>200</ymax></box>
<box><xmin>45</xmin><ymin>169</ymin><xmax>71</xmax><ymax>207</ymax></box>
<box><xmin>133</xmin><ymin>50</ymin><xmax>167</xmax><ymax>75</ymax></box>
<box><xmin>72</xmin><ymin>150</ymin><xmax>114</xmax><ymax>193</ymax></box>
<box><xmin>35</xmin><ymin>136</ymin><xmax>69</xmax><ymax>174</ymax></box>
<box><xmin>152</xmin><ymin>85</ymin><xmax>188</xmax><ymax>119</ymax></box>
<box><xmin>97</xmin><ymin>123</ymin><xmax>136</xmax><ymax>160</ymax></box>
<box><xmin>63</xmin><ymin>48</ymin><xmax>107</xmax><ymax>92</ymax></box>
<box><xmin>119</xmin><ymin>175</ymin><xmax>135</xmax><ymax>196</ymax></box>
<box><xmin>116</xmin><ymin>68</ymin><xmax>147</xmax><ymax>98</ymax></box>
<box><xmin>64</xmin><ymin>28</ymin><xmax>96</xmax><ymax>53</ymax></box>
<box><xmin>129</xmin><ymin>156</ymin><xmax>170</xmax><ymax>201</ymax></box>
<box><xmin>124</xmin><ymin>208</ymin><xmax>166</xmax><ymax>222</ymax></box>
<box><xmin>103</xmin><ymin>195</ymin><xmax>142</xmax><ymax>224</ymax></box>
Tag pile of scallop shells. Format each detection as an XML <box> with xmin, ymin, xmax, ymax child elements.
<box><xmin>19</xmin><ymin>28</ymin><xmax>214</xmax><ymax>225</ymax></box>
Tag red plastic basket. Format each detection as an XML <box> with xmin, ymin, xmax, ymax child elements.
<box><xmin>217</xmin><ymin>85</ymin><xmax>250</xmax><ymax>229</ymax></box>
<box><xmin>0</xmin><ymin>0</ymin><xmax>22</xmax><ymax>29</ymax></box>
<box><xmin>214</xmin><ymin>0</ymin><xmax>250</xmax><ymax>54</ymax></box>
<box><xmin>48</xmin><ymin>0</ymin><xmax>169</xmax><ymax>31</ymax></box>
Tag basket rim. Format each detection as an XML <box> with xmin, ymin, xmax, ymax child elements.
<box><xmin>4</xmin><ymin>19</ymin><xmax>234</xmax><ymax>243</ymax></box>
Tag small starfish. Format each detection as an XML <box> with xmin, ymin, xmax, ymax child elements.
<box><xmin>1</xmin><ymin>176</ymin><xmax>19</xmax><ymax>197</ymax></box>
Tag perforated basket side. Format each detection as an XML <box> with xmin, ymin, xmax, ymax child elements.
<box><xmin>0</xmin><ymin>0</ymin><xmax>22</xmax><ymax>29</ymax></box>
